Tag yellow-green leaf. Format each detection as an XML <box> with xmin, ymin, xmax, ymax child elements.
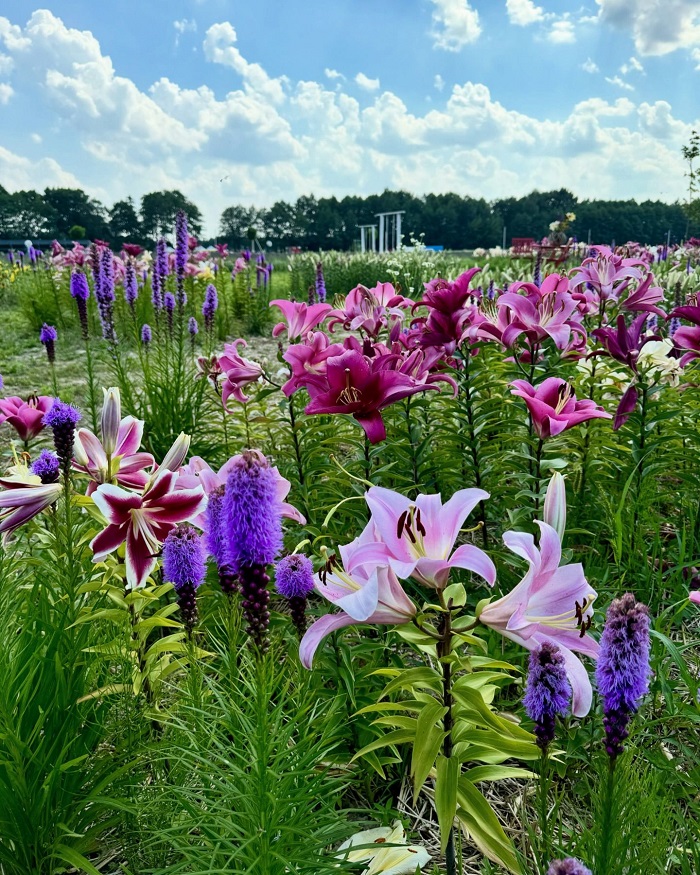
<box><xmin>435</xmin><ymin>754</ymin><xmax>459</xmax><ymax>853</ymax></box>
<box><xmin>410</xmin><ymin>700</ymin><xmax>447</xmax><ymax>799</ymax></box>
<box><xmin>456</xmin><ymin>778</ymin><xmax>522</xmax><ymax>874</ymax></box>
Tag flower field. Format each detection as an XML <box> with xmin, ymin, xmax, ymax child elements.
<box><xmin>0</xmin><ymin>220</ymin><xmax>699</xmax><ymax>875</ymax></box>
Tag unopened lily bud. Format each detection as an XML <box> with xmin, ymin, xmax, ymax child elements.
<box><xmin>543</xmin><ymin>472</ymin><xmax>566</xmax><ymax>540</ymax></box>
<box><xmin>160</xmin><ymin>432</ymin><xmax>191</xmax><ymax>471</ymax></box>
<box><xmin>101</xmin><ymin>387</ymin><xmax>121</xmax><ymax>454</ymax></box>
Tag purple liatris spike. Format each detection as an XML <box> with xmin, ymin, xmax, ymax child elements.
<box><xmin>141</xmin><ymin>324</ymin><xmax>152</xmax><ymax>346</ymax></box>
<box><xmin>224</xmin><ymin>450</ymin><xmax>283</xmax><ymax>650</ymax></box>
<box><xmin>70</xmin><ymin>272</ymin><xmax>90</xmax><ymax>339</ymax></box>
<box><xmin>669</xmin><ymin>316</ymin><xmax>681</xmax><ymax>338</ymax></box>
<box><xmin>646</xmin><ymin>314</ymin><xmax>658</xmax><ymax>333</ymax></box>
<box><xmin>202</xmin><ymin>284</ymin><xmax>218</xmax><ymax>331</ymax></box>
<box><xmin>97</xmin><ymin>248</ymin><xmax>117</xmax><ymax>342</ymax></box>
<box><xmin>547</xmin><ymin>859</ymin><xmax>592</xmax><ymax>875</ymax></box>
<box><xmin>205</xmin><ymin>485</ymin><xmax>237</xmax><ymax>595</ymax></box>
<box><xmin>124</xmin><ymin>260</ymin><xmax>138</xmax><ymax>307</ymax></box>
<box><xmin>523</xmin><ymin>641</ymin><xmax>571</xmax><ymax>750</ymax></box>
<box><xmin>188</xmin><ymin>317</ymin><xmax>198</xmax><ymax>337</ymax></box>
<box><xmin>315</xmin><ymin>261</ymin><xmax>327</xmax><ymax>303</ymax></box>
<box><xmin>43</xmin><ymin>399</ymin><xmax>81</xmax><ymax>474</ymax></box>
<box><xmin>175</xmin><ymin>210</ymin><xmax>188</xmax><ymax>307</ymax></box>
<box><xmin>533</xmin><ymin>250</ymin><xmax>542</xmax><ymax>289</ymax></box>
<box><xmin>164</xmin><ymin>292</ymin><xmax>175</xmax><ymax>333</ymax></box>
<box><xmin>275</xmin><ymin>554</ymin><xmax>315</xmax><ymax>637</ymax></box>
<box><xmin>40</xmin><ymin>324</ymin><xmax>57</xmax><ymax>364</ymax></box>
<box><xmin>487</xmin><ymin>280</ymin><xmax>496</xmax><ymax>301</ymax></box>
<box><xmin>162</xmin><ymin>524</ymin><xmax>205</xmax><ymax>633</ymax></box>
<box><xmin>595</xmin><ymin>593</ymin><xmax>651</xmax><ymax>759</ymax></box>
<box><xmin>30</xmin><ymin>450</ymin><xmax>60</xmax><ymax>484</ymax></box>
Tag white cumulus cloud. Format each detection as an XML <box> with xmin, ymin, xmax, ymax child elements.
<box><xmin>355</xmin><ymin>72</ymin><xmax>380</xmax><ymax>91</ymax></box>
<box><xmin>596</xmin><ymin>0</ymin><xmax>700</xmax><ymax>56</ymax></box>
<box><xmin>581</xmin><ymin>58</ymin><xmax>599</xmax><ymax>73</ymax></box>
<box><xmin>506</xmin><ymin>0</ymin><xmax>545</xmax><ymax>27</ymax></box>
<box><xmin>605</xmin><ymin>75</ymin><xmax>634</xmax><ymax>91</ymax></box>
<box><xmin>430</xmin><ymin>0</ymin><xmax>481</xmax><ymax>51</ymax></box>
<box><xmin>548</xmin><ymin>19</ymin><xmax>576</xmax><ymax>43</ymax></box>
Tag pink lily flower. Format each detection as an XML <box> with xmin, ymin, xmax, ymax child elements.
<box><xmin>690</xmin><ymin>591</ymin><xmax>700</xmax><ymax>605</ymax></box>
<box><xmin>0</xmin><ymin>461</ymin><xmax>62</xmax><ymax>543</ymax></box>
<box><xmin>347</xmin><ymin>485</ymin><xmax>496</xmax><ymax>590</ymax></box>
<box><xmin>569</xmin><ymin>246</ymin><xmax>646</xmax><ymax>300</ymax></box>
<box><xmin>620</xmin><ymin>273</ymin><xmax>667</xmax><ymax>318</ymax></box>
<box><xmin>218</xmin><ymin>339</ymin><xmax>263</xmax><ymax>408</ymax></box>
<box><xmin>281</xmin><ymin>331</ymin><xmax>344</xmax><ymax>396</ymax></box>
<box><xmin>510</xmin><ymin>378</ymin><xmax>612</xmax><ymax>439</ymax></box>
<box><xmin>414</xmin><ymin>268</ymin><xmax>481</xmax><ymax>354</ymax></box>
<box><xmin>90</xmin><ymin>470</ymin><xmax>206</xmax><ymax>589</ymax></box>
<box><xmin>270</xmin><ymin>299</ymin><xmax>332</xmax><ymax>340</ymax></box>
<box><xmin>328</xmin><ymin>283</ymin><xmax>408</xmax><ymax>338</ymax></box>
<box><xmin>479</xmin><ymin>521</ymin><xmax>599</xmax><ymax>716</ymax></box>
<box><xmin>299</xmin><ymin>533</ymin><xmax>416</xmax><ymax>668</ymax></box>
<box><xmin>497</xmin><ymin>275</ymin><xmax>585</xmax><ymax>352</ymax></box>
<box><xmin>178</xmin><ymin>451</ymin><xmax>305</xmax><ymax>527</ymax></box>
<box><xmin>304</xmin><ymin>348</ymin><xmax>437</xmax><ymax>443</ymax></box>
<box><xmin>73</xmin><ymin>394</ymin><xmax>154</xmax><ymax>495</ymax></box>
<box><xmin>0</xmin><ymin>395</ymin><xmax>54</xmax><ymax>443</ymax></box>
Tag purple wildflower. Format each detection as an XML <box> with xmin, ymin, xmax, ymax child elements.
<box><xmin>523</xmin><ymin>641</ymin><xmax>572</xmax><ymax>750</ymax></box>
<box><xmin>202</xmin><ymin>284</ymin><xmax>218</xmax><ymax>331</ymax></box>
<box><xmin>70</xmin><ymin>272</ymin><xmax>90</xmax><ymax>339</ymax></box>
<box><xmin>487</xmin><ymin>280</ymin><xmax>496</xmax><ymax>301</ymax></box>
<box><xmin>164</xmin><ymin>292</ymin><xmax>175</xmax><ymax>333</ymax></box>
<box><xmin>40</xmin><ymin>324</ymin><xmax>58</xmax><ymax>364</ymax></box>
<box><xmin>596</xmin><ymin>593</ymin><xmax>651</xmax><ymax>759</ymax></box>
<box><xmin>163</xmin><ymin>523</ymin><xmax>206</xmax><ymax>633</ymax></box>
<box><xmin>175</xmin><ymin>210</ymin><xmax>188</xmax><ymax>307</ymax></box>
<box><xmin>315</xmin><ymin>262</ymin><xmax>327</xmax><ymax>303</ymax></box>
<box><xmin>547</xmin><ymin>860</ymin><xmax>592</xmax><ymax>875</ymax></box>
<box><xmin>141</xmin><ymin>324</ymin><xmax>152</xmax><ymax>346</ymax></box>
<box><xmin>30</xmin><ymin>450</ymin><xmax>60</xmax><ymax>484</ymax></box>
<box><xmin>97</xmin><ymin>248</ymin><xmax>116</xmax><ymax>342</ymax></box>
<box><xmin>669</xmin><ymin>316</ymin><xmax>681</xmax><ymax>338</ymax></box>
<box><xmin>275</xmin><ymin>553</ymin><xmax>314</xmax><ymax>637</ymax></box>
<box><xmin>224</xmin><ymin>450</ymin><xmax>283</xmax><ymax>650</ymax></box>
<box><xmin>533</xmin><ymin>249</ymin><xmax>542</xmax><ymax>289</ymax></box>
<box><xmin>43</xmin><ymin>399</ymin><xmax>81</xmax><ymax>474</ymax></box>
<box><xmin>205</xmin><ymin>485</ymin><xmax>237</xmax><ymax>595</ymax></box>
<box><xmin>188</xmin><ymin>317</ymin><xmax>198</xmax><ymax>340</ymax></box>
<box><xmin>124</xmin><ymin>260</ymin><xmax>138</xmax><ymax>308</ymax></box>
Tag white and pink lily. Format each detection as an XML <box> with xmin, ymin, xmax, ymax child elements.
<box><xmin>270</xmin><ymin>299</ymin><xmax>332</xmax><ymax>340</ymax></box>
<box><xmin>73</xmin><ymin>414</ymin><xmax>154</xmax><ymax>495</ymax></box>
<box><xmin>0</xmin><ymin>456</ymin><xmax>62</xmax><ymax>543</ymax></box>
<box><xmin>479</xmin><ymin>521</ymin><xmax>599</xmax><ymax>717</ymax></box>
<box><xmin>90</xmin><ymin>470</ymin><xmax>206</xmax><ymax>589</ymax></box>
<box><xmin>347</xmin><ymin>486</ymin><xmax>496</xmax><ymax>590</ymax></box>
<box><xmin>300</xmin><ymin>531</ymin><xmax>416</xmax><ymax>668</ymax></box>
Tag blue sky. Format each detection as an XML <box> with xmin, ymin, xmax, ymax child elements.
<box><xmin>1</xmin><ymin>0</ymin><xmax>700</xmax><ymax>234</ymax></box>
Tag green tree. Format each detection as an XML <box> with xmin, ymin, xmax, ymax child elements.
<box><xmin>219</xmin><ymin>204</ymin><xmax>262</xmax><ymax>247</ymax></box>
<box><xmin>140</xmin><ymin>190</ymin><xmax>203</xmax><ymax>241</ymax></box>
<box><xmin>109</xmin><ymin>197</ymin><xmax>141</xmax><ymax>243</ymax></box>
<box><xmin>0</xmin><ymin>190</ymin><xmax>57</xmax><ymax>238</ymax></box>
<box><xmin>43</xmin><ymin>188</ymin><xmax>110</xmax><ymax>240</ymax></box>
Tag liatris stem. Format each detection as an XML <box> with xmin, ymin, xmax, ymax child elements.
<box><xmin>84</xmin><ymin>336</ymin><xmax>99</xmax><ymax>432</ymax></box>
<box><xmin>218</xmin><ymin>566</ymin><xmax>238</xmax><ymax>596</ymax></box>
<box><xmin>596</xmin><ymin>758</ymin><xmax>618</xmax><ymax>875</ymax></box>
<box><xmin>238</xmin><ymin>562</ymin><xmax>271</xmax><ymax>652</ymax></box>
<box><xmin>43</xmin><ymin>400</ymin><xmax>81</xmax><ymax>478</ymax></box>
<box><xmin>176</xmin><ymin>582</ymin><xmax>198</xmax><ymax>636</ymax></box>
<box><xmin>460</xmin><ymin>344</ymin><xmax>488</xmax><ymax>547</ymax></box>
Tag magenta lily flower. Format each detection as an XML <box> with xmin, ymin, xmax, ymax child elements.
<box><xmin>281</xmin><ymin>331</ymin><xmax>344</xmax><ymax>396</ymax></box>
<box><xmin>669</xmin><ymin>300</ymin><xmax>700</xmax><ymax>365</ymax></box>
<box><xmin>0</xmin><ymin>461</ymin><xmax>62</xmax><ymax>543</ymax></box>
<box><xmin>479</xmin><ymin>521</ymin><xmax>599</xmax><ymax>716</ymax></box>
<box><xmin>328</xmin><ymin>283</ymin><xmax>408</xmax><ymax>338</ymax></box>
<box><xmin>620</xmin><ymin>273</ymin><xmax>667</xmax><ymax>317</ymax></box>
<box><xmin>569</xmin><ymin>246</ymin><xmax>645</xmax><ymax>300</ymax></box>
<box><xmin>90</xmin><ymin>470</ymin><xmax>207</xmax><ymax>589</ymax></box>
<box><xmin>348</xmin><ymin>485</ymin><xmax>496</xmax><ymax>590</ymax></box>
<box><xmin>300</xmin><ymin>532</ymin><xmax>416</xmax><ymax>668</ymax></box>
<box><xmin>414</xmin><ymin>268</ymin><xmax>481</xmax><ymax>353</ymax></box>
<box><xmin>690</xmin><ymin>591</ymin><xmax>700</xmax><ymax>605</ymax></box>
<box><xmin>73</xmin><ymin>414</ymin><xmax>154</xmax><ymax>495</ymax></box>
<box><xmin>510</xmin><ymin>378</ymin><xmax>611</xmax><ymax>439</ymax></box>
<box><xmin>592</xmin><ymin>313</ymin><xmax>653</xmax><ymax>372</ymax></box>
<box><xmin>270</xmin><ymin>299</ymin><xmax>332</xmax><ymax>340</ymax></box>
<box><xmin>218</xmin><ymin>339</ymin><xmax>263</xmax><ymax>407</ymax></box>
<box><xmin>0</xmin><ymin>395</ymin><xmax>54</xmax><ymax>443</ymax></box>
<box><xmin>305</xmin><ymin>348</ymin><xmax>437</xmax><ymax>443</ymax></box>
<box><xmin>498</xmin><ymin>274</ymin><xmax>585</xmax><ymax>352</ymax></box>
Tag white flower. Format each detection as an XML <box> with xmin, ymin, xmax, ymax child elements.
<box><xmin>566</xmin><ymin>212</ymin><xmax>576</xmax><ymax>222</ymax></box>
<box><xmin>549</xmin><ymin>221</ymin><xmax>560</xmax><ymax>231</ymax></box>
<box><xmin>336</xmin><ymin>821</ymin><xmax>430</xmax><ymax>875</ymax></box>
<box><xmin>637</xmin><ymin>339</ymin><xmax>682</xmax><ymax>386</ymax></box>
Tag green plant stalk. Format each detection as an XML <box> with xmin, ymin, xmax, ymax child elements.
<box><xmin>596</xmin><ymin>758</ymin><xmax>617</xmax><ymax>875</ymax></box>
<box><xmin>83</xmin><ymin>336</ymin><xmax>99</xmax><ymax>432</ymax></box>
<box><xmin>533</xmin><ymin>437</ymin><xmax>545</xmax><ymax>520</ymax></box>
<box><xmin>287</xmin><ymin>393</ymin><xmax>311</xmax><ymax>521</ymax></box>
<box><xmin>438</xmin><ymin>606</ymin><xmax>456</xmax><ymax>875</ymax></box>
<box><xmin>460</xmin><ymin>346</ymin><xmax>489</xmax><ymax>547</ymax></box>
<box><xmin>632</xmin><ymin>383</ymin><xmax>649</xmax><ymax>541</ymax></box>
<box><xmin>404</xmin><ymin>395</ymin><xmax>420</xmax><ymax>493</ymax></box>
<box><xmin>538</xmin><ymin>748</ymin><xmax>551</xmax><ymax>874</ymax></box>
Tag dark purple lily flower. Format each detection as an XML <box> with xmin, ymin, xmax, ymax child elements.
<box><xmin>305</xmin><ymin>348</ymin><xmax>439</xmax><ymax>444</ymax></box>
<box><xmin>122</xmin><ymin>243</ymin><xmax>143</xmax><ymax>258</ymax></box>
<box><xmin>621</xmin><ymin>273</ymin><xmax>667</xmax><ymax>318</ymax></box>
<box><xmin>592</xmin><ymin>313</ymin><xmax>652</xmax><ymax>372</ymax></box>
<box><xmin>613</xmin><ymin>384</ymin><xmax>639</xmax><ymax>431</ymax></box>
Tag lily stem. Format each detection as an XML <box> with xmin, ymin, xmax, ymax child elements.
<box><xmin>438</xmin><ymin>608</ymin><xmax>456</xmax><ymax>875</ymax></box>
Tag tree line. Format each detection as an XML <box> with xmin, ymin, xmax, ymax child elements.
<box><xmin>1</xmin><ymin>184</ymin><xmax>698</xmax><ymax>249</ymax></box>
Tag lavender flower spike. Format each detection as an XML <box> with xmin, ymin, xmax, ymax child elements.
<box><xmin>224</xmin><ymin>450</ymin><xmax>283</xmax><ymax>650</ymax></box>
<box><xmin>40</xmin><ymin>324</ymin><xmax>58</xmax><ymax>364</ymax></box>
<box><xmin>163</xmin><ymin>523</ymin><xmax>206</xmax><ymax>633</ymax></box>
<box><xmin>275</xmin><ymin>553</ymin><xmax>315</xmax><ymax>637</ymax></box>
<box><xmin>523</xmin><ymin>641</ymin><xmax>571</xmax><ymax>750</ymax></box>
<box><xmin>70</xmin><ymin>272</ymin><xmax>90</xmax><ymax>339</ymax></box>
<box><xmin>30</xmin><ymin>450</ymin><xmax>60</xmax><ymax>484</ymax></box>
<box><xmin>175</xmin><ymin>209</ymin><xmax>188</xmax><ymax>307</ymax></box>
<box><xmin>547</xmin><ymin>859</ymin><xmax>592</xmax><ymax>875</ymax></box>
<box><xmin>202</xmin><ymin>283</ymin><xmax>218</xmax><ymax>331</ymax></box>
<box><xmin>595</xmin><ymin>593</ymin><xmax>651</xmax><ymax>759</ymax></box>
<box><xmin>141</xmin><ymin>324</ymin><xmax>152</xmax><ymax>346</ymax></box>
<box><xmin>43</xmin><ymin>399</ymin><xmax>81</xmax><ymax>475</ymax></box>
<box><xmin>124</xmin><ymin>260</ymin><xmax>138</xmax><ymax>307</ymax></box>
<box><xmin>205</xmin><ymin>484</ymin><xmax>237</xmax><ymax>595</ymax></box>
